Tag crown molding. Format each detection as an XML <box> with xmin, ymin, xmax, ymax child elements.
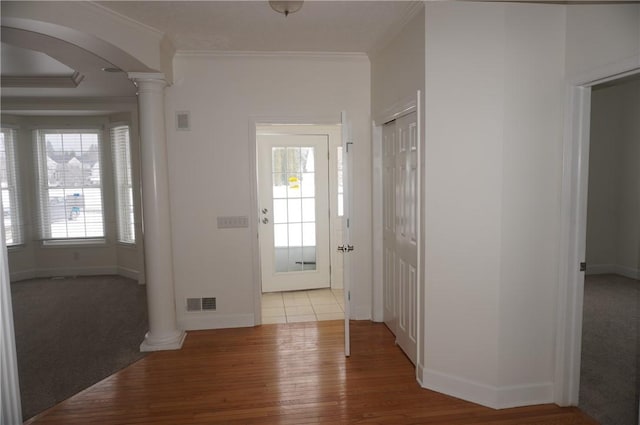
<box><xmin>1</xmin><ymin>72</ymin><xmax>84</xmax><ymax>88</ymax></box>
<box><xmin>174</xmin><ymin>50</ymin><xmax>369</xmax><ymax>61</ymax></box>
<box><xmin>1</xmin><ymin>96</ymin><xmax>138</xmax><ymax>114</ymax></box>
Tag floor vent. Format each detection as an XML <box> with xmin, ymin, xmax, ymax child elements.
<box><xmin>186</xmin><ymin>297</ymin><xmax>217</xmax><ymax>312</ymax></box>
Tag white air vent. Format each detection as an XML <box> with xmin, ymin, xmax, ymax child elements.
<box><xmin>176</xmin><ymin>111</ymin><xmax>190</xmax><ymax>131</ymax></box>
<box><xmin>186</xmin><ymin>297</ymin><xmax>216</xmax><ymax>312</ymax></box>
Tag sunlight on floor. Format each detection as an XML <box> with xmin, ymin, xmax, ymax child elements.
<box><xmin>261</xmin><ymin>288</ymin><xmax>344</xmax><ymax>324</ymax></box>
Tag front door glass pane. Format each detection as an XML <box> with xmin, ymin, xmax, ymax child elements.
<box><xmin>272</xmin><ymin>145</ymin><xmax>317</xmax><ymax>272</ymax></box>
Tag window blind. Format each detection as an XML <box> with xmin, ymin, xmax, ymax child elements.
<box><xmin>110</xmin><ymin>125</ymin><xmax>135</xmax><ymax>244</ymax></box>
<box><xmin>34</xmin><ymin>129</ymin><xmax>105</xmax><ymax>241</ymax></box>
<box><xmin>0</xmin><ymin>128</ymin><xmax>23</xmax><ymax>246</ymax></box>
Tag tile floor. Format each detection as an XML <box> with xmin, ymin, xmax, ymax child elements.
<box><xmin>261</xmin><ymin>288</ymin><xmax>345</xmax><ymax>324</ymax></box>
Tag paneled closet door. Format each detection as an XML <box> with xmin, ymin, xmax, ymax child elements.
<box><xmin>382</xmin><ymin>112</ymin><xmax>418</xmax><ymax>365</ymax></box>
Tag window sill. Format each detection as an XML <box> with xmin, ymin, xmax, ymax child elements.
<box><xmin>117</xmin><ymin>241</ymin><xmax>137</xmax><ymax>248</ymax></box>
<box><xmin>7</xmin><ymin>244</ymin><xmax>25</xmax><ymax>252</ymax></box>
<box><xmin>41</xmin><ymin>238</ymin><xmax>107</xmax><ymax>248</ymax></box>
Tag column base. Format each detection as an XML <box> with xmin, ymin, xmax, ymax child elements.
<box><xmin>140</xmin><ymin>330</ymin><xmax>186</xmax><ymax>352</ymax></box>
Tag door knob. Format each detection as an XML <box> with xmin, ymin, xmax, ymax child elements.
<box><xmin>262</xmin><ymin>217</ymin><xmax>269</xmax><ymax>224</ymax></box>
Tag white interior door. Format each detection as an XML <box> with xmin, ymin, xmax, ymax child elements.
<box><xmin>340</xmin><ymin>111</ymin><xmax>353</xmax><ymax>357</ymax></box>
<box><xmin>258</xmin><ymin>134</ymin><xmax>330</xmax><ymax>292</ymax></box>
<box><xmin>382</xmin><ymin>112</ymin><xmax>418</xmax><ymax>365</ymax></box>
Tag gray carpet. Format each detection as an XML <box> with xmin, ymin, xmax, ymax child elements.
<box><xmin>10</xmin><ymin>275</ymin><xmax>149</xmax><ymax>420</ymax></box>
<box><xmin>580</xmin><ymin>274</ymin><xmax>640</xmax><ymax>425</ymax></box>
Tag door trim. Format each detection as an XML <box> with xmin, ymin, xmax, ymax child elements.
<box><xmin>555</xmin><ymin>57</ymin><xmax>640</xmax><ymax>406</ymax></box>
<box><xmin>249</xmin><ymin>115</ymin><xmax>342</xmax><ymax>325</ymax></box>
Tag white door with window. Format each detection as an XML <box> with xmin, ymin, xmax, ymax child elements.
<box><xmin>258</xmin><ymin>134</ymin><xmax>331</xmax><ymax>292</ymax></box>
<box><xmin>382</xmin><ymin>112</ymin><xmax>418</xmax><ymax>365</ymax></box>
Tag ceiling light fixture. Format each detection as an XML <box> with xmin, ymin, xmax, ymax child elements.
<box><xmin>269</xmin><ymin>1</ymin><xmax>303</xmax><ymax>17</ymax></box>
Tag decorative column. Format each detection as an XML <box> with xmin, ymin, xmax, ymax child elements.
<box><xmin>129</xmin><ymin>72</ymin><xmax>185</xmax><ymax>352</ymax></box>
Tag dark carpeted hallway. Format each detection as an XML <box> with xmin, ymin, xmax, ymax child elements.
<box><xmin>10</xmin><ymin>275</ymin><xmax>148</xmax><ymax>420</ymax></box>
<box><xmin>580</xmin><ymin>274</ymin><xmax>640</xmax><ymax>425</ymax></box>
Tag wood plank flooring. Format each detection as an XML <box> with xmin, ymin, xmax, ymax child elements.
<box><xmin>25</xmin><ymin>321</ymin><xmax>597</xmax><ymax>425</ymax></box>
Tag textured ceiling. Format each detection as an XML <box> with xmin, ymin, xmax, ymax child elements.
<box><xmin>97</xmin><ymin>1</ymin><xmax>421</xmax><ymax>53</ymax></box>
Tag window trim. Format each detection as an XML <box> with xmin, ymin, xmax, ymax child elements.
<box><xmin>110</xmin><ymin>123</ymin><xmax>136</xmax><ymax>245</ymax></box>
<box><xmin>34</xmin><ymin>128</ymin><xmax>107</xmax><ymax>242</ymax></box>
<box><xmin>1</xmin><ymin>127</ymin><xmax>23</xmax><ymax>246</ymax></box>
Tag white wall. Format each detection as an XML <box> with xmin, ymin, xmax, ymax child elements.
<box><xmin>586</xmin><ymin>79</ymin><xmax>640</xmax><ymax>278</ymax></box>
<box><xmin>423</xmin><ymin>2</ymin><xmax>505</xmax><ymax>400</ymax></box>
<box><xmin>498</xmin><ymin>5</ymin><xmax>566</xmax><ymax>397</ymax></box>
<box><xmin>421</xmin><ymin>1</ymin><xmax>640</xmax><ymax>409</ymax></box>
<box><xmin>165</xmin><ymin>54</ymin><xmax>371</xmax><ymax>330</ymax></box>
<box><xmin>371</xmin><ymin>8</ymin><xmax>425</xmax><ymax>119</ymax></box>
<box><xmin>565</xmin><ymin>4</ymin><xmax>640</xmax><ymax>81</ymax></box>
<box><xmin>423</xmin><ymin>1</ymin><xmax>565</xmax><ymax>408</ymax></box>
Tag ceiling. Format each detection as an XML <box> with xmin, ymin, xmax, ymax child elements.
<box><xmin>96</xmin><ymin>1</ymin><xmax>421</xmax><ymax>53</ymax></box>
<box><xmin>1</xmin><ymin>1</ymin><xmax>419</xmax><ymax>104</ymax></box>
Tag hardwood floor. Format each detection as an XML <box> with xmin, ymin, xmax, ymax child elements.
<box><xmin>25</xmin><ymin>321</ymin><xmax>597</xmax><ymax>425</ymax></box>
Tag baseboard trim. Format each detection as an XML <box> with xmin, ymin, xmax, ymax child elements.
<box><xmin>586</xmin><ymin>264</ymin><xmax>640</xmax><ymax>280</ymax></box>
<box><xmin>117</xmin><ymin>266</ymin><xmax>140</xmax><ymax>282</ymax></box>
<box><xmin>10</xmin><ymin>266</ymin><xmax>144</xmax><ymax>282</ymax></box>
<box><xmin>416</xmin><ymin>363</ymin><xmax>426</xmax><ymax>386</ymax></box>
<box><xmin>9</xmin><ymin>268</ymin><xmax>37</xmax><ymax>282</ymax></box>
<box><xmin>140</xmin><ymin>330</ymin><xmax>186</xmax><ymax>352</ymax></box>
<box><xmin>35</xmin><ymin>266</ymin><xmax>118</xmax><ymax>278</ymax></box>
<box><xmin>420</xmin><ymin>368</ymin><xmax>553</xmax><ymax>409</ymax></box>
<box><xmin>178</xmin><ymin>313</ymin><xmax>255</xmax><ymax>331</ymax></box>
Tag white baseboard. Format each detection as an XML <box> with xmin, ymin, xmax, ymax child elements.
<box><xmin>140</xmin><ymin>330</ymin><xmax>186</xmax><ymax>352</ymax></box>
<box><xmin>117</xmin><ymin>266</ymin><xmax>141</xmax><ymax>282</ymax></box>
<box><xmin>10</xmin><ymin>266</ymin><xmax>144</xmax><ymax>283</ymax></box>
<box><xmin>35</xmin><ymin>266</ymin><xmax>118</xmax><ymax>278</ymax></box>
<box><xmin>420</xmin><ymin>368</ymin><xmax>553</xmax><ymax>409</ymax></box>
<box><xmin>353</xmin><ymin>304</ymin><xmax>372</xmax><ymax>321</ymax></box>
<box><xmin>9</xmin><ymin>269</ymin><xmax>37</xmax><ymax>282</ymax></box>
<box><xmin>178</xmin><ymin>313</ymin><xmax>255</xmax><ymax>331</ymax></box>
<box><xmin>586</xmin><ymin>264</ymin><xmax>640</xmax><ymax>280</ymax></box>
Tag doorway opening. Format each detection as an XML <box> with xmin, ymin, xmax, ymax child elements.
<box><xmin>255</xmin><ymin>124</ymin><xmax>344</xmax><ymax>324</ymax></box>
<box><xmin>556</xmin><ymin>61</ymin><xmax>640</xmax><ymax>417</ymax></box>
<box><xmin>579</xmin><ymin>75</ymin><xmax>640</xmax><ymax>425</ymax></box>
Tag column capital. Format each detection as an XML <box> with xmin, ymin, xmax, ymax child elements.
<box><xmin>128</xmin><ymin>72</ymin><xmax>167</xmax><ymax>89</ymax></box>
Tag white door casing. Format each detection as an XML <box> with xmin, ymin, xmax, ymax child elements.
<box><xmin>257</xmin><ymin>133</ymin><xmax>330</xmax><ymax>292</ymax></box>
<box><xmin>383</xmin><ymin>122</ymin><xmax>397</xmax><ymax>333</ymax></box>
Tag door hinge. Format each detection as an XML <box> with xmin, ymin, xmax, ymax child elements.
<box><xmin>347</xmin><ymin>218</ymin><xmax>350</xmax><ymax>228</ymax></box>
<box><xmin>346</xmin><ymin>141</ymin><xmax>354</xmax><ymax>152</ymax></box>
<box><xmin>579</xmin><ymin>262</ymin><xmax>586</xmax><ymax>272</ymax></box>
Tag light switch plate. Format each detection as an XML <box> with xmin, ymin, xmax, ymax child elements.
<box><xmin>217</xmin><ymin>216</ymin><xmax>249</xmax><ymax>229</ymax></box>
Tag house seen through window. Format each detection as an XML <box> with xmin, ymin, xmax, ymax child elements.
<box><xmin>35</xmin><ymin>130</ymin><xmax>105</xmax><ymax>241</ymax></box>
